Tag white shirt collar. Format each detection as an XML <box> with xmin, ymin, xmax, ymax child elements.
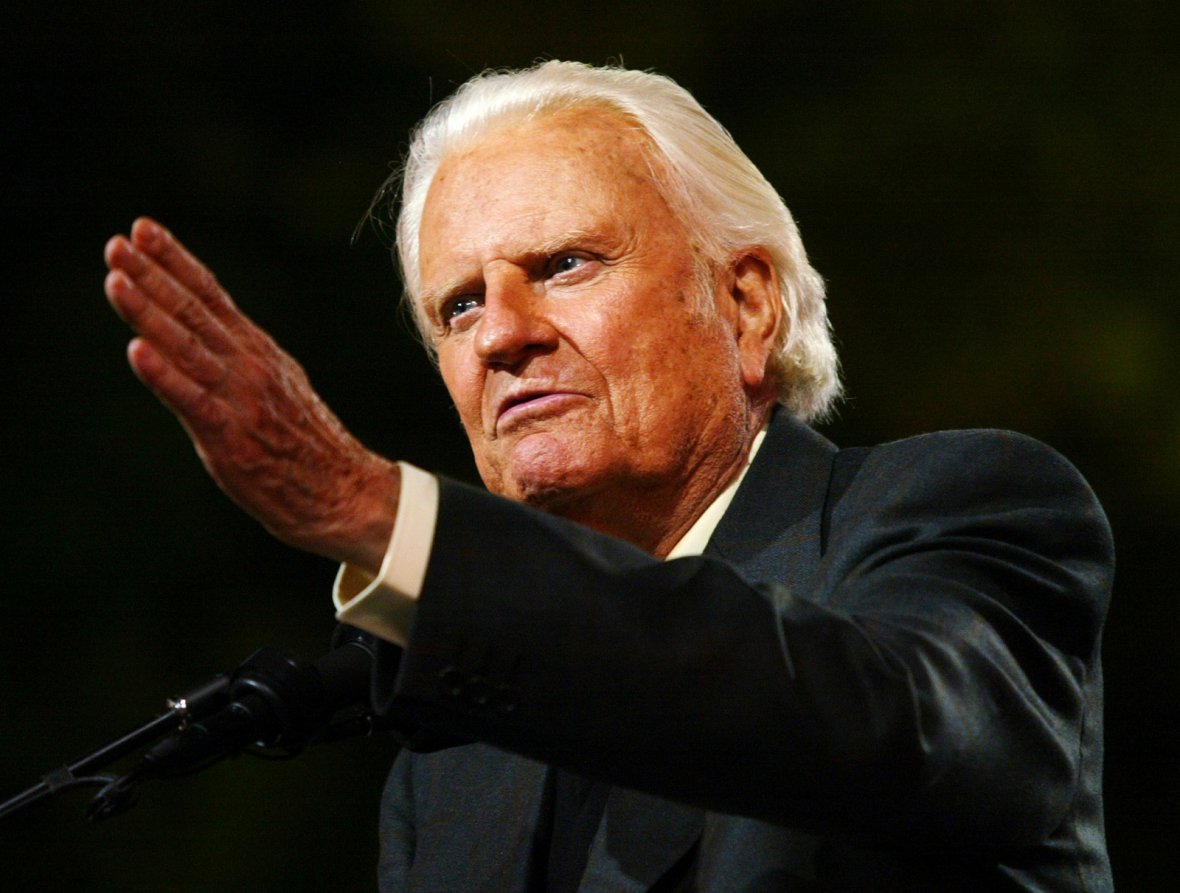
<box><xmin>664</xmin><ymin>425</ymin><xmax>768</xmax><ymax>560</ymax></box>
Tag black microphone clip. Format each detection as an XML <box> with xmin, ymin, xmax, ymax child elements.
<box><xmin>85</xmin><ymin>628</ymin><xmax>380</xmax><ymax>820</ymax></box>
<box><xmin>139</xmin><ymin>630</ymin><xmax>378</xmax><ymax>781</ymax></box>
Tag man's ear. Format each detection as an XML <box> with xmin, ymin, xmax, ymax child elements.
<box><xmin>727</xmin><ymin>247</ymin><xmax>783</xmax><ymax>393</ymax></box>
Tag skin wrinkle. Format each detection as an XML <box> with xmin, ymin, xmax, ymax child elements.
<box><xmin>417</xmin><ymin>109</ymin><xmax>781</xmax><ymax>556</ymax></box>
<box><xmin>421</xmin><ymin>229</ymin><xmax>626</xmax><ymax>335</ymax></box>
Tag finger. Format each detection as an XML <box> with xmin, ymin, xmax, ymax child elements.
<box><xmin>104</xmin><ymin>235</ymin><xmax>241</xmax><ymax>353</ymax></box>
<box><xmin>127</xmin><ymin>336</ymin><xmax>226</xmax><ymax>435</ymax></box>
<box><xmin>105</xmin><ymin>234</ymin><xmax>216</xmax><ymax>329</ymax></box>
<box><xmin>105</xmin><ymin>267</ymin><xmax>231</xmax><ymax>389</ymax></box>
<box><xmin>129</xmin><ymin>217</ymin><xmax>242</xmax><ymax>325</ymax></box>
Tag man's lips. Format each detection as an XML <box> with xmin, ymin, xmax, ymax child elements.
<box><xmin>494</xmin><ymin>390</ymin><xmax>587</xmax><ymax>434</ymax></box>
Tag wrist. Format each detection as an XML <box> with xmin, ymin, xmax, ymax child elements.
<box><xmin>314</xmin><ymin>457</ymin><xmax>402</xmax><ymax>573</ymax></box>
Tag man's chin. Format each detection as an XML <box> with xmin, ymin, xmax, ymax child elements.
<box><xmin>488</xmin><ymin>433</ymin><xmax>604</xmax><ymax>501</ymax></box>
<box><xmin>505</xmin><ymin>469</ymin><xmax>599</xmax><ymax>513</ymax></box>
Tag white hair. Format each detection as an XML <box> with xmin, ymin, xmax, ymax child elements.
<box><xmin>388</xmin><ymin>60</ymin><xmax>841</xmax><ymax>422</ymax></box>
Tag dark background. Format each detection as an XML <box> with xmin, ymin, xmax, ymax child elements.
<box><xmin>2</xmin><ymin>1</ymin><xmax>1176</xmax><ymax>889</ymax></box>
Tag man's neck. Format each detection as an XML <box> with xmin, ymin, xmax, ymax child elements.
<box><xmin>546</xmin><ymin>407</ymin><xmax>772</xmax><ymax>557</ymax></box>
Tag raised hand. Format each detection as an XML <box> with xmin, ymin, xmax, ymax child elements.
<box><xmin>103</xmin><ymin>217</ymin><xmax>398</xmax><ymax>572</ymax></box>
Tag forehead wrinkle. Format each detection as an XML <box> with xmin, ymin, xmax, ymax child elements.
<box><xmin>417</xmin><ymin>112</ymin><xmax>666</xmax><ymax>314</ymax></box>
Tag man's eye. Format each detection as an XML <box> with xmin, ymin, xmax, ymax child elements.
<box><xmin>441</xmin><ymin>295</ymin><xmax>482</xmax><ymax>325</ymax></box>
<box><xmin>550</xmin><ymin>254</ymin><xmax>587</xmax><ymax>276</ymax></box>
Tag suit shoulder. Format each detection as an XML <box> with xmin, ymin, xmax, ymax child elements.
<box><xmin>864</xmin><ymin>427</ymin><xmax>1064</xmax><ymax>461</ymax></box>
<box><xmin>824</xmin><ymin>428</ymin><xmax>1114</xmax><ymax>629</ymax></box>
<box><xmin>832</xmin><ymin>428</ymin><xmax>1113</xmax><ymax>563</ymax></box>
<box><xmin>853</xmin><ymin>429</ymin><xmax>1092</xmax><ymax>493</ymax></box>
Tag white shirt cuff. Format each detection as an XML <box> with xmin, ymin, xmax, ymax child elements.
<box><xmin>332</xmin><ymin>461</ymin><xmax>439</xmax><ymax>646</ymax></box>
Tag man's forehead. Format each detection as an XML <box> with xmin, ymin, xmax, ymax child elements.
<box><xmin>418</xmin><ymin>110</ymin><xmax>666</xmax><ymax>262</ymax></box>
<box><xmin>431</xmin><ymin>108</ymin><xmax>656</xmax><ymax>195</ymax></box>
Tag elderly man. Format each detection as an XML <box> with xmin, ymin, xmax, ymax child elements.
<box><xmin>103</xmin><ymin>62</ymin><xmax>1114</xmax><ymax>892</ymax></box>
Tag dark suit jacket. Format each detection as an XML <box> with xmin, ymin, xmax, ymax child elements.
<box><xmin>370</xmin><ymin>411</ymin><xmax>1114</xmax><ymax>892</ymax></box>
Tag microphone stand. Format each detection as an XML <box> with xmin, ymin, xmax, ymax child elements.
<box><xmin>0</xmin><ymin>627</ymin><xmax>387</xmax><ymax>823</ymax></box>
<box><xmin>0</xmin><ymin>671</ymin><xmax>230</xmax><ymax>821</ymax></box>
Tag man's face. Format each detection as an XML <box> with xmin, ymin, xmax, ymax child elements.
<box><xmin>416</xmin><ymin>110</ymin><xmax>757</xmax><ymax>529</ymax></box>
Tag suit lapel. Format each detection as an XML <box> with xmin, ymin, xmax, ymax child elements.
<box><xmin>707</xmin><ymin>409</ymin><xmax>837</xmax><ymax>593</ymax></box>
<box><xmin>578</xmin><ymin>786</ymin><xmax>703</xmax><ymax>893</ymax></box>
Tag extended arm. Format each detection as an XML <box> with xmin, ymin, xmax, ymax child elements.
<box><xmin>380</xmin><ymin>431</ymin><xmax>1113</xmax><ymax>847</ymax></box>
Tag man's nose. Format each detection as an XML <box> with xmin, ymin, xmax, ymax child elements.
<box><xmin>474</xmin><ymin>272</ymin><xmax>558</xmax><ymax>366</ymax></box>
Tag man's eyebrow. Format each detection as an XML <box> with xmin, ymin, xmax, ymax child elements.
<box><xmin>532</xmin><ymin>229</ymin><xmax>600</xmax><ymax>256</ymax></box>
<box><xmin>420</xmin><ymin>277</ymin><xmax>474</xmax><ymax>308</ymax></box>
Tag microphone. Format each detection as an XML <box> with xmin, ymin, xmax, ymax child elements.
<box><xmin>134</xmin><ymin>626</ymin><xmax>379</xmax><ymax>781</ymax></box>
<box><xmin>1</xmin><ymin>627</ymin><xmax>391</xmax><ymax>824</ymax></box>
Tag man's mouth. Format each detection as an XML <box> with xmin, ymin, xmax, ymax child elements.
<box><xmin>495</xmin><ymin>390</ymin><xmax>586</xmax><ymax>434</ymax></box>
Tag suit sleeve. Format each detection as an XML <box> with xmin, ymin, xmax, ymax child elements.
<box><xmin>375</xmin><ymin>430</ymin><xmax>1113</xmax><ymax>848</ymax></box>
